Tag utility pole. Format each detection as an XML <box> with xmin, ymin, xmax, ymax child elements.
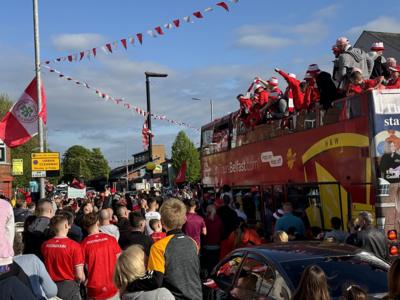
<box><xmin>33</xmin><ymin>0</ymin><xmax>46</xmax><ymax>199</ymax></box>
<box><xmin>210</xmin><ymin>99</ymin><xmax>213</xmax><ymax>122</ymax></box>
<box><xmin>144</xmin><ymin>72</ymin><xmax>168</xmax><ymax>179</ymax></box>
<box><xmin>192</xmin><ymin>98</ymin><xmax>214</xmax><ymax>122</ymax></box>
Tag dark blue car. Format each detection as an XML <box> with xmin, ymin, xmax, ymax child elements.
<box><xmin>203</xmin><ymin>242</ymin><xmax>389</xmax><ymax>299</ymax></box>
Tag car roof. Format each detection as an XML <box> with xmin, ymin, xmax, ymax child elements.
<box><xmin>237</xmin><ymin>241</ymin><xmax>365</xmax><ymax>263</ymax></box>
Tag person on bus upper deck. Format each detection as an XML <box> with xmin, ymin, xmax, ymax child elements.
<box><xmin>275</xmin><ymin>68</ymin><xmax>305</xmax><ymax>111</ymax></box>
<box><xmin>332</xmin><ymin>44</ymin><xmax>341</xmax><ymax>85</ymax></box>
<box><xmin>303</xmin><ymin>70</ymin><xmax>320</xmax><ymax>110</ymax></box>
<box><xmin>307</xmin><ymin>64</ymin><xmax>338</xmax><ymax>111</ymax></box>
<box><xmin>385</xmin><ymin>65</ymin><xmax>400</xmax><ymax>89</ymax></box>
<box><xmin>248</xmin><ymin>84</ymin><xmax>269</xmax><ymax>126</ymax></box>
<box><xmin>274</xmin><ymin>202</ymin><xmax>305</xmax><ymax>237</ymax></box>
<box><xmin>336</xmin><ymin>36</ymin><xmax>374</xmax><ymax>89</ymax></box>
<box><xmin>347</xmin><ymin>68</ymin><xmax>384</xmax><ymax>96</ymax></box>
<box><xmin>369</xmin><ymin>42</ymin><xmax>390</xmax><ymax>79</ymax></box>
<box><xmin>236</xmin><ymin>94</ymin><xmax>252</xmax><ymax>116</ymax></box>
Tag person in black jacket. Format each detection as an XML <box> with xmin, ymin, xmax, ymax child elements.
<box><xmin>23</xmin><ymin>199</ymin><xmax>54</xmax><ymax>259</ymax></box>
<box><xmin>119</xmin><ymin>212</ymin><xmax>153</xmax><ymax>254</ymax></box>
<box><xmin>307</xmin><ymin>64</ymin><xmax>339</xmax><ymax>111</ymax></box>
<box><xmin>0</xmin><ymin>262</ymin><xmax>36</xmax><ymax>298</ymax></box>
<box><xmin>346</xmin><ymin>212</ymin><xmax>389</xmax><ymax>261</ymax></box>
<box><xmin>369</xmin><ymin>42</ymin><xmax>391</xmax><ymax>79</ymax></box>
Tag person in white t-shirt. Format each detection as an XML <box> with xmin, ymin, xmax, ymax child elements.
<box><xmin>144</xmin><ymin>197</ymin><xmax>161</xmax><ymax>235</ymax></box>
<box><xmin>99</xmin><ymin>209</ymin><xmax>120</xmax><ymax>241</ymax></box>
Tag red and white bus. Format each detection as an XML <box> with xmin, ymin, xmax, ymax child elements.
<box><xmin>200</xmin><ymin>89</ymin><xmax>400</xmax><ymax>245</ymax></box>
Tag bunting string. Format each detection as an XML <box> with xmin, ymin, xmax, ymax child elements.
<box><xmin>42</xmin><ymin>1</ymin><xmax>238</xmax><ymax>65</ymax></box>
<box><xmin>42</xmin><ymin>65</ymin><xmax>199</xmax><ymax>131</ymax></box>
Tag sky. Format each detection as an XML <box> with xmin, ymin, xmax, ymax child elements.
<box><xmin>1</xmin><ymin>0</ymin><xmax>400</xmax><ymax>167</ymax></box>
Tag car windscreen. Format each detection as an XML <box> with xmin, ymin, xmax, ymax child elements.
<box><xmin>281</xmin><ymin>254</ymin><xmax>388</xmax><ymax>297</ymax></box>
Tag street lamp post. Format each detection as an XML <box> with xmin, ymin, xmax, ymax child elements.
<box><xmin>145</xmin><ymin>72</ymin><xmax>168</xmax><ymax>165</ymax></box>
<box><xmin>192</xmin><ymin>97</ymin><xmax>213</xmax><ymax>122</ymax></box>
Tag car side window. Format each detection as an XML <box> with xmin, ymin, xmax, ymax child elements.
<box><xmin>230</xmin><ymin>254</ymin><xmax>284</xmax><ymax>300</ymax></box>
<box><xmin>214</xmin><ymin>254</ymin><xmax>244</xmax><ymax>292</ymax></box>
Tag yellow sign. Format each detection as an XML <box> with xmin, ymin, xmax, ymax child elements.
<box><xmin>31</xmin><ymin>152</ymin><xmax>60</xmax><ymax>171</ymax></box>
<box><xmin>12</xmin><ymin>159</ymin><xmax>23</xmax><ymax>175</ymax></box>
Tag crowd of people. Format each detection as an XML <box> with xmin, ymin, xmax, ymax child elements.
<box><xmin>0</xmin><ymin>182</ymin><xmax>399</xmax><ymax>299</ymax></box>
<box><xmin>236</xmin><ymin>37</ymin><xmax>400</xmax><ymax>128</ymax></box>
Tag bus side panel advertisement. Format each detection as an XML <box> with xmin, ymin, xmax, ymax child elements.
<box><xmin>371</xmin><ymin>91</ymin><xmax>400</xmax><ymax>231</ymax></box>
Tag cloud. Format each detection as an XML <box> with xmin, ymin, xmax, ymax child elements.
<box><xmin>235</xmin><ymin>32</ymin><xmax>293</xmax><ymax>50</ymax></box>
<box><xmin>348</xmin><ymin>16</ymin><xmax>400</xmax><ymax>36</ymax></box>
<box><xmin>52</xmin><ymin>33</ymin><xmax>107</xmax><ymax>51</ymax></box>
<box><xmin>234</xmin><ymin>3</ymin><xmax>338</xmax><ymax>50</ymax></box>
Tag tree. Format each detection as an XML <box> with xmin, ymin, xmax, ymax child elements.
<box><xmin>62</xmin><ymin>145</ymin><xmax>110</xmax><ymax>183</ymax></box>
<box><xmin>171</xmin><ymin>131</ymin><xmax>200</xmax><ymax>183</ymax></box>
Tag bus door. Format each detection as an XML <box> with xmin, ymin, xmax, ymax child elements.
<box><xmin>261</xmin><ymin>184</ymin><xmax>286</xmax><ymax>239</ymax></box>
<box><xmin>287</xmin><ymin>182</ymin><xmax>347</xmax><ymax>232</ymax></box>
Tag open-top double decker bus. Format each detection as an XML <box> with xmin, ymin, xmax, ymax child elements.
<box><xmin>201</xmin><ymin>89</ymin><xmax>400</xmax><ymax>241</ymax></box>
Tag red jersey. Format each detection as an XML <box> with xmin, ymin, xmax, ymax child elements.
<box><xmin>81</xmin><ymin>233</ymin><xmax>121</xmax><ymax>299</ymax></box>
<box><xmin>304</xmin><ymin>80</ymin><xmax>320</xmax><ymax>108</ymax></box>
<box><xmin>219</xmin><ymin>228</ymin><xmax>262</xmax><ymax>259</ymax></box>
<box><xmin>150</xmin><ymin>231</ymin><xmax>167</xmax><ymax>242</ymax></box>
<box><xmin>348</xmin><ymin>78</ymin><xmax>380</xmax><ymax>95</ymax></box>
<box><xmin>41</xmin><ymin>237</ymin><xmax>84</xmax><ymax>282</ymax></box>
<box><xmin>386</xmin><ymin>77</ymin><xmax>400</xmax><ymax>89</ymax></box>
<box><xmin>277</xmin><ymin>70</ymin><xmax>304</xmax><ymax>110</ymax></box>
<box><xmin>254</xmin><ymin>90</ymin><xmax>269</xmax><ymax>106</ymax></box>
<box><xmin>238</xmin><ymin>97</ymin><xmax>252</xmax><ymax>112</ymax></box>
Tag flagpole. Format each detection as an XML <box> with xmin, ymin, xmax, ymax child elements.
<box><xmin>33</xmin><ymin>0</ymin><xmax>46</xmax><ymax>199</ymax></box>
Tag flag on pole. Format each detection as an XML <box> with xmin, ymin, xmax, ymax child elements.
<box><xmin>0</xmin><ymin>77</ymin><xmax>46</xmax><ymax>148</ymax></box>
<box><xmin>142</xmin><ymin>118</ymin><xmax>153</xmax><ymax>150</ymax></box>
<box><xmin>175</xmin><ymin>160</ymin><xmax>187</xmax><ymax>184</ymax></box>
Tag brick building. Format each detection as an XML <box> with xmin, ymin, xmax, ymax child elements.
<box><xmin>0</xmin><ymin>140</ymin><xmax>13</xmax><ymax>197</ymax></box>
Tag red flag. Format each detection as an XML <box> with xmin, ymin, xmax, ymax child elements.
<box><xmin>142</xmin><ymin>118</ymin><xmax>153</xmax><ymax>150</ymax></box>
<box><xmin>193</xmin><ymin>11</ymin><xmax>203</xmax><ymax>18</ymax></box>
<box><xmin>137</xmin><ymin>33</ymin><xmax>143</xmax><ymax>44</ymax></box>
<box><xmin>155</xmin><ymin>26</ymin><xmax>164</xmax><ymax>35</ymax></box>
<box><xmin>68</xmin><ymin>55</ymin><xmax>73</xmax><ymax>62</ymax></box>
<box><xmin>121</xmin><ymin>38</ymin><xmax>127</xmax><ymax>49</ymax></box>
<box><xmin>79</xmin><ymin>51</ymin><xmax>85</xmax><ymax>60</ymax></box>
<box><xmin>92</xmin><ymin>48</ymin><xmax>97</xmax><ymax>57</ymax></box>
<box><xmin>217</xmin><ymin>2</ymin><xmax>229</xmax><ymax>11</ymax></box>
<box><xmin>71</xmin><ymin>178</ymin><xmax>85</xmax><ymax>189</ymax></box>
<box><xmin>175</xmin><ymin>161</ymin><xmax>187</xmax><ymax>184</ymax></box>
<box><xmin>173</xmin><ymin>19</ymin><xmax>180</xmax><ymax>27</ymax></box>
<box><xmin>0</xmin><ymin>77</ymin><xmax>46</xmax><ymax>147</ymax></box>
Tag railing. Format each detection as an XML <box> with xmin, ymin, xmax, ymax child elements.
<box><xmin>202</xmin><ymin>93</ymin><xmax>369</xmax><ymax>156</ymax></box>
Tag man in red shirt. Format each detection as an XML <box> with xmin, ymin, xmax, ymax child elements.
<box><xmin>182</xmin><ymin>199</ymin><xmax>207</xmax><ymax>249</ymax></box>
<box><xmin>81</xmin><ymin>213</ymin><xmax>121</xmax><ymax>300</ymax></box>
<box><xmin>41</xmin><ymin>214</ymin><xmax>85</xmax><ymax>300</ymax></box>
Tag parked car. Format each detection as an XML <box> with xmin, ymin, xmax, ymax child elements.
<box><xmin>203</xmin><ymin>242</ymin><xmax>389</xmax><ymax>300</ymax></box>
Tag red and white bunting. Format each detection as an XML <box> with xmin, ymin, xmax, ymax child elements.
<box><xmin>42</xmin><ymin>65</ymin><xmax>199</xmax><ymax>132</ymax></box>
<box><xmin>43</xmin><ymin>0</ymin><xmax>238</xmax><ymax>65</ymax></box>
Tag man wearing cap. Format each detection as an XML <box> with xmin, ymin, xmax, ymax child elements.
<box><xmin>385</xmin><ymin>65</ymin><xmax>400</xmax><ymax>89</ymax></box>
<box><xmin>275</xmin><ymin>68</ymin><xmax>305</xmax><ymax>112</ymax></box>
<box><xmin>369</xmin><ymin>42</ymin><xmax>390</xmax><ymax>79</ymax></box>
<box><xmin>307</xmin><ymin>64</ymin><xmax>338</xmax><ymax>111</ymax></box>
<box><xmin>258</xmin><ymin>77</ymin><xmax>287</xmax><ymax>118</ymax></box>
<box><xmin>335</xmin><ymin>36</ymin><xmax>373</xmax><ymax>89</ymax></box>
<box><xmin>249</xmin><ymin>84</ymin><xmax>269</xmax><ymax>126</ymax></box>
